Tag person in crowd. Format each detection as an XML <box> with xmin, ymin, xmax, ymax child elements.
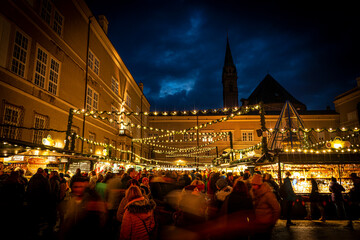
<box><xmin>123</xmin><ymin>168</ymin><xmax>139</xmax><ymax>188</ymax></box>
<box><xmin>243</xmin><ymin>171</ymin><xmax>252</xmax><ymax>191</ymax></box>
<box><xmin>140</xmin><ymin>177</ymin><xmax>152</xmax><ymax>198</ymax></box>
<box><xmin>263</xmin><ymin>173</ymin><xmax>281</xmax><ymax>202</ymax></box>
<box><xmin>49</xmin><ymin>171</ymin><xmax>61</xmax><ymax>233</ymax></box>
<box><xmin>281</xmin><ymin>171</ymin><xmax>297</xmax><ymax>227</ymax></box>
<box><xmin>175</xmin><ymin>182</ymin><xmax>207</xmax><ymax>229</ymax></box>
<box><xmin>59</xmin><ymin>173</ymin><xmax>69</xmax><ymax>201</ymax></box>
<box><xmin>0</xmin><ymin>171</ymin><xmax>25</xmax><ymax>235</ymax></box>
<box><xmin>346</xmin><ymin>173</ymin><xmax>360</xmax><ymax>229</ymax></box>
<box><xmin>190</xmin><ymin>178</ymin><xmax>206</xmax><ymax>193</ymax></box>
<box><xmin>105</xmin><ymin>172</ymin><xmax>126</xmax><ymax>239</ymax></box>
<box><xmin>70</xmin><ymin>168</ymin><xmax>82</xmax><ymax>186</ymax></box>
<box><xmin>88</xmin><ymin>170</ymin><xmax>97</xmax><ymax>189</ymax></box>
<box><xmin>251</xmin><ymin>174</ymin><xmax>281</xmax><ymax>240</ymax></box>
<box><xmin>26</xmin><ymin>168</ymin><xmax>52</xmax><ymax>238</ymax></box>
<box><xmin>226</xmin><ymin>172</ymin><xmax>234</xmax><ymax>187</ymax></box>
<box><xmin>96</xmin><ymin>172</ymin><xmax>113</xmax><ymax>200</ymax></box>
<box><xmin>17</xmin><ymin>168</ymin><xmax>28</xmax><ymax>188</ymax></box>
<box><xmin>217</xmin><ymin>179</ymin><xmax>255</xmax><ymax>240</ymax></box>
<box><xmin>329</xmin><ymin>176</ymin><xmax>347</xmax><ymax>220</ymax></box>
<box><xmin>60</xmin><ymin>175</ymin><xmax>107</xmax><ymax>240</ymax></box>
<box><xmin>119</xmin><ymin>185</ymin><xmax>156</xmax><ymax>240</ymax></box>
<box><xmin>214</xmin><ymin>177</ymin><xmax>233</xmax><ymax>215</ymax></box>
<box><xmin>305</xmin><ymin>178</ymin><xmax>325</xmax><ymax>221</ymax></box>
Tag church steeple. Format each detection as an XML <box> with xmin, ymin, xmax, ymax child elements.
<box><xmin>222</xmin><ymin>36</ymin><xmax>238</xmax><ymax>108</ymax></box>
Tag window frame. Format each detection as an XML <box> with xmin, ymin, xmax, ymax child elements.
<box><xmin>11</xmin><ymin>30</ymin><xmax>30</xmax><ymax>78</ymax></box>
<box><xmin>86</xmin><ymin>86</ymin><xmax>99</xmax><ymax>111</ymax></box>
<box><xmin>33</xmin><ymin>45</ymin><xmax>61</xmax><ymax>95</ymax></box>
<box><xmin>32</xmin><ymin>113</ymin><xmax>48</xmax><ymax>144</ymax></box>
<box><xmin>1</xmin><ymin>104</ymin><xmax>22</xmax><ymax>139</ymax></box>
<box><xmin>40</xmin><ymin>0</ymin><xmax>64</xmax><ymax>37</ymax></box>
<box><xmin>88</xmin><ymin>49</ymin><xmax>100</xmax><ymax>76</ymax></box>
<box><xmin>111</xmin><ymin>77</ymin><xmax>119</xmax><ymax>95</ymax></box>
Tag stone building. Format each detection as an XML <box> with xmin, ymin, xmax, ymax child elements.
<box><xmin>0</xmin><ymin>0</ymin><xmax>149</xmax><ymax>160</ymax></box>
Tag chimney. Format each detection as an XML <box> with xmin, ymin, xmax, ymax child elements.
<box><xmin>357</xmin><ymin>77</ymin><xmax>360</xmax><ymax>87</ymax></box>
<box><xmin>138</xmin><ymin>82</ymin><xmax>144</xmax><ymax>92</ymax></box>
<box><xmin>98</xmin><ymin>15</ymin><xmax>109</xmax><ymax>34</ymax></box>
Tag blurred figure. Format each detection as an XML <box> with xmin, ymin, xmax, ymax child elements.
<box><xmin>190</xmin><ymin>179</ymin><xmax>205</xmax><ymax>193</ymax></box>
<box><xmin>329</xmin><ymin>177</ymin><xmax>346</xmax><ymax>220</ymax></box>
<box><xmin>26</xmin><ymin>167</ymin><xmax>51</xmax><ymax>238</ymax></box>
<box><xmin>281</xmin><ymin>171</ymin><xmax>297</xmax><ymax>227</ymax></box>
<box><xmin>105</xmin><ymin>172</ymin><xmax>126</xmax><ymax>239</ymax></box>
<box><xmin>218</xmin><ymin>179</ymin><xmax>255</xmax><ymax>240</ymax></box>
<box><xmin>88</xmin><ymin>170</ymin><xmax>97</xmax><ymax>189</ymax></box>
<box><xmin>96</xmin><ymin>172</ymin><xmax>113</xmax><ymax>200</ymax></box>
<box><xmin>49</xmin><ymin>171</ymin><xmax>61</xmax><ymax>233</ymax></box>
<box><xmin>242</xmin><ymin>171</ymin><xmax>252</xmax><ymax>191</ymax></box>
<box><xmin>347</xmin><ymin>172</ymin><xmax>360</xmax><ymax>229</ymax></box>
<box><xmin>60</xmin><ymin>175</ymin><xmax>107</xmax><ymax>240</ymax></box>
<box><xmin>59</xmin><ymin>173</ymin><xmax>69</xmax><ymax>201</ymax></box>
<box><xmin>140</xmin><ymin>177</ymin><xmax>152</xmax><ymax>198</ymax></box>
<box><xmin>306</xmin><ymin>178</ymin><xmax>325</xmax><ymax>221</ymax></box>
<box><xmin>119</xmin><ymin>185</ymin><xmax>156</xmax><ymax>240</ymax></box>
<box><xmin>251</xmin><ymin>174</ymin><xmax>280</xmax><ymax>240</ymax></box>
<box><xmin>226</xmin><ymin>172</ymin><xmax>234</xmax><ymax>187</ymax></box>
<box><xmin>0</xmin><ymin>171</ymin><xmax>25</xmax><ymax>235</ymax></box>
<box><xmin>263</xmin><ymin>173</ymin><xmax>281</xmax><ymax>202</ymax></box>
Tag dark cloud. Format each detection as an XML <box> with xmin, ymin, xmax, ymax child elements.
<box><xmin>86</xmin><ymin>0</ymin><xmax>360</xmax><ymax>111</ymax></box>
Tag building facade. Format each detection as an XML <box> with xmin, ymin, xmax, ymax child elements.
<box><xmin>0</xmin><ymin>0</ymin><xmax>150</xmax><ymax>160</ymax></box>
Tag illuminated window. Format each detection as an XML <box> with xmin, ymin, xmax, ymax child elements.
<box><xmin>111</xmin><ymin>77</ymin><xmax>119</xmax><ymax>95</ymax></box>
<box><xmin>184</xmin><ymin>134</ymin><xmax>189</xmax><ymax>141</ymax></box>
<box><xmin>11</xmin><ymin>31</ymin><xmax>29</xmax><ymax>77</ymax></box>
<box><xmin>111</xmin><ymin>105</ymin><xmax>119</xmax><ymax>127</ymax></box>
<box><xmin>33</xmin><ymin>114</ymin><xmax>47</xmax><ymax>144</ymax></box>
<box><xmin>169</xmin><ymin>135</ymin><xmax>174</xmax><ymax>141</ymax></box>
<box><xmin>1</xmin><ymin>104</ymin><xmax>22</xmax><ymax>139</ymax></box>
<box><xmin>34</xmin><ymin>46</ymin><xmax>60</xmax><ymax>95</ymax></box>
<box><xmin>86</xmin><ymin>86</ymin><xmax>99</xmax><ymax>111</ymax></box>
<box><xmin>40</xmin><ymin>0</ymin><xmax>64</xmax><ymax>36</ymax></box>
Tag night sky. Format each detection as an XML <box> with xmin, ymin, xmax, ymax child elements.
<box><xmin>85</xmin><ymin>0</ymin><xmax>360</xmax><ymax>111</ymax></box>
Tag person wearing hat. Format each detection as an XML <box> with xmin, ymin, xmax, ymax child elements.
<box><xmin>251</xmin><ymin>173</ymin><xmax>280</xmax><ymax>240</ymax></box>
<box><xmin>215</xmin><ymin>177</ymin><xmax>233</xmax><ymax>203</ymax></box>
<box><xmin>281</xmin><ymin>171</ymin><xmax>297</xmax><ymax>227</ymax></box>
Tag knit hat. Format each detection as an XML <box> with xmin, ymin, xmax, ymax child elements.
<box><xmin>216</xmin><ymin>178</ymin><xmax>228</xmax><ymax>189</ymax></box>
<box><xmin>252</xmin><ymin>174</ymin><xmax>263</xmax><ymax>185</ymax></box>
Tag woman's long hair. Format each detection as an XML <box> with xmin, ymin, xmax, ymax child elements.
<box><xmin>125</xmin><ymin>185</ymin><xmax>143</xmax><ymax>202</ymax></box>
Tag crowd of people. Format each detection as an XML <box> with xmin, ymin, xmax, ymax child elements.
<box><xmin>0</xmin><ymin>165</ymin><xmax>359</xmax><ymax>240</ymax></box>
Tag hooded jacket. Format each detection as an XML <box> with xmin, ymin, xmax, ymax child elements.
<box><xmin>120</xmin><ymin>197</ymin><xmax>156</xmax><ymax>240</ymax></box>
<box><xmin>252</xmin><ymin>183</ymin><xmax>281</xmax><ymax>226</ymax></box>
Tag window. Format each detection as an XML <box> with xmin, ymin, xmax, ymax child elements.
<box><xmin>33</xmin><ymin>114</ymin><xmax>47</xmax><ymax>144</ymax></box>
<box><xmin>242</xmin><ymin>130</ymin><xmax>254</xmax><ymax>141</ymax></box>
<box><xmin>169</xmin><ymin>135</ymin><xmax>174</xmax><ymax>141</ymax></box>
<box><xmin>11</xmin><ymin>31</ymin><xmax>29</xmax><ymax>77</ymax></box>
<box><xmin>111</xmin><ymin>77</ymin><xmax>119</xmax><ymax>95</ymax></box>
<box><xmin>34</xmin><ymin>46</ymin><xmax>61</xmax><ymax>95</ymax></box>
<box><xmin>86</xmin><ymin>86</ymin><xmax>99</xmax><ymax>111</ymax></box>
<box><xmin>347</xmin><ymin>111</ymin><xmax>357</xmax><ymax>122</ymax></box>
<box><xmin>111</xmin><ymin>105</ymin><xmax>119</xmax><ymax>127</ymax></box>
<box><xmin>1</xmin><ymin>104</ymin><xmax>21</xmax><ymax>139</ymax></box>
<box><xmin>88</xmin><ymin>50</ymin><xmax>100</xmax><ymax>75</ymax></box>
<box><xmin>126</xmin><ymin>95</ymin><xmax>131</xmax><ymax>108</ymax></box>
<box><xmin>40</xmin><ymin>0</ymin><xmax>64</xmax><ymax>36</ymax></box>
<box><xmin>317</xmin><ymin>132</ymin><xmax>325</xmax><ymax>141</ymax></box>
<box><xmin>184</xmin><ymin>134</ymin><xmax>189</xmax><ymax>141</ymax></box>
<box><xmin>88</xmin><ymin>132</ymin><xmax>95</xmax><ymax>153</ymax></box>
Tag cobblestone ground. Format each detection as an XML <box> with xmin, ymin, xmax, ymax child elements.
<box><xmin>272</xmin><ymin>220</ymin><xmax>360</xmax><ymax>240</ymax></box>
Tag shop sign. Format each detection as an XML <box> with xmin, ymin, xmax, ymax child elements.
<box><xmin>60</xmin><ymin>158</ymin><xmax>68</xmax><ymax>163</ymax></box>
<box><xmin>48</xmin><ymin>156</ymin><xmax>56</xmax><ymax>162</ymax></box>
<box><xmin>325</xmin><ymin>137</ymin><xmax>351</xmax><ymax>149</ymax></box>
<box><xmin>11</xmin><ymin>155</ymin><xmax>24</xmax><ymax>162</ymax></box>
<box><xmin>42</xmin><ymin>135</ymin><xmax>55</xmax><ymax>146</ymax></box>
<box><xmin>28</xmin><ymin>157</ymin><xmax>49</xmax><ymax>164</ymax></box>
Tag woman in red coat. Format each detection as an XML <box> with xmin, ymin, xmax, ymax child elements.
<box><xmin>119</xmin><ymin>185</ymin><xmax>156</xmax><ymax>240</ymax></box>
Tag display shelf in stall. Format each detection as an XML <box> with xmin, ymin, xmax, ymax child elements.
<box><xmin>8</xmin><ymin>149</ymin><xmax>72</xmax><ymax>176</ymax></box>
<box><xmin>257</xmin><ymin>151</ymin><xmax>360</xmax><ymax>194</ymax></box>
<box><xmin>66</xmin><ymin>155</ymin><xmax>99</xmax><ymax>175</ymax></box>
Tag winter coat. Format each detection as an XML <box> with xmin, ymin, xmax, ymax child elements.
<box><xmin>252</xmin><ymin>183</ymin><xmax>281</xmax><ymax>226</ymax></box>
<box><xmin>26</xmin><ymin>173</ymin><xmax>51</xmax><ymax>207</ymax></box>
<box><xmin>309</xmin><ymin>179</ymin><xmax>320</xmax><ymax>202</ymax></box>
<box><xmin>105</xmin><ymin>177</ymin><xmax>126</xmax><ymax>210</ymax></box>
<box><xmin>215</xmin><ymin>186</ymin><xmax>233</xmax><ymax>202</ymax></box>
<box><xmin>220</xmin><ymin>191</ymin><xmax>254</xmax><ymax>223</ymax></box>
<box><xmin>281</xmin><ymin>177</ymin><xmax>297</xmax><ymax>202</ymax></box>
<box><xmin>329</xmin><ymin>181</ymin><xmax>345</xmax><ymax>202</ymax></box>
<box><xmin>120</xmin><ymin>197</ymin><xmax>156</xmax><ymax>240</ymax></box>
